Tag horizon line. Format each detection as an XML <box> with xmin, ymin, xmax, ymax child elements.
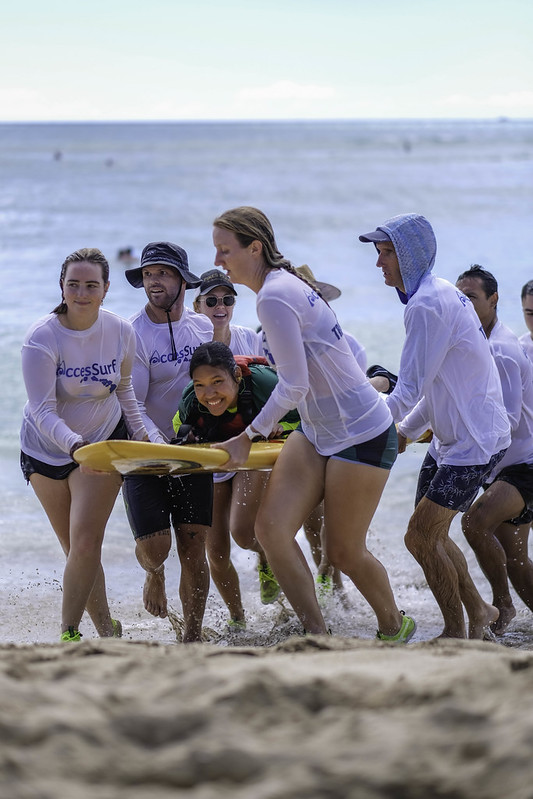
<box><xmin>0</xmin><ymin>115</ymin><xmax>530</xmax><ymax>125</ymax></box>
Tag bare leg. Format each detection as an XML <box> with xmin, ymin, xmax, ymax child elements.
<box><xmin>135</xmin><ymin>531</ymin><xmax>172</xmax><ymax>618</ymax></box>
<box><xmin>255</xmin><ymin>433</ymin><xmax>328</xmax><ymax>634</ymax></box>
<box><xmin>175</xmin><ymin>523</ymin><xmax>210</xmax><ymax>643</ymax></box>
<box><xmin>324</xmin><ymin>458</ymin><xmax>402</xmax><ymax>636</ymax></box>
<box><xmin>303</xmin><ymin>504</ymin><xmax>323</xmax><ymax>569</ymax></box>
<box><xmin>498</xmin><ymin>521</ymin><xmax>533</xmax><ymax>623</ymax></box>
<box><xmin>230</xmin><ymin>470</ymin><xmax>270</xmax><ymax>566</ymax></box>
<box><xmin>405</xmin><ymin>497</ymin><xmax>497</xmax><ymax>638</ymax></box>
<box><xmin>462</xmin><ymin>482</ymin><xmax>525</xmax><ymax>633</ymax></box>
<box><xmin>30</xmin><ymin>469</ymin><xmax>121</xmax><ymax>636</ymax></box>
<box><xmin>206</xmin><ymin>480</ymin><xmax>245</xmax><ymax>623</ymax></box>
<box><xmin>303</xmin><ymin>501</ymin><xmax>346</xmax><ymax>596</ymax></box>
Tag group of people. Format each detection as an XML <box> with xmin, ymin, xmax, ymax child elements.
<box><xmin>19</xmin><ymin>208</ymin><xmax>533</xmax><ymax>646</ymax></box>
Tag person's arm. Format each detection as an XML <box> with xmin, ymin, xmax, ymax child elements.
<box><xmin>21</xmin><ymin>341</ymin><xmax>83</xmax><ymax>456</ymax></box>
<box><xmin>397</xmin><ymin>397</ymin><xmax>432</xmax><ymax>443</ymax></box>
<box><xmin>116</xmin><ymin>325</ymin><xmax>149</xmax><ymax>441</ymax></box>
<box><xmin>386</xmin><ymin>303</ymin><xmax>450</xmax><ymax>422</ymax></box>
<box><xmin>245</xmin><ymin>297</ymin><xmax>306</xmax><ymax>436</ymax></box>
<box><xmin>212</xmin><ymin>299</ymin><xmax>305</xmax><ymax>467</ymax></box>
<box><xmin>130</xmin><ymin>334</ymin><xmax>166</xmax><ymax>443</ymax></box>
<box><xmin>492</xmin><ymin>346</ymin><xmax>522</xmax><ymax>433</ymax></box>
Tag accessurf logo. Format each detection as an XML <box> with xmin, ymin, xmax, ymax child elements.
<box><xmin>149</xmin><ymin>345</ymin><xmax>194</xmax><ymax>365</ymax></box>
<box><xmin>56</xmin><ymin>359</ymin><xmax>118</xmax><ymax>392</ymax></box>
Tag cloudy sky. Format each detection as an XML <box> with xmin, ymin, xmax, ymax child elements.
<box><xmin>3</xmin><ymin>0</ymin><xmax>532</xmax><ymax>121</ymax></box>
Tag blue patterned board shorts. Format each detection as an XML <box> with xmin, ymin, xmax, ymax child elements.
<box><xmin>415</xmin><ymin>449</ymin><xmax>507</xmax><ymax>513</ymax></box>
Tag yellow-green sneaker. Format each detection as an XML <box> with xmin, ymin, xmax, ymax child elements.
<box><xmin>60</xmin><ymin>626</ymin><xmax>82</xmax><ymax>642</ymax></box>
<box><xmin>111</xmin><ymin>619</ymin><xmax>122</xmax><ymax>638</ymax></box>
<box><xmin>376</xmin><ymin>611</ymin><xmax>416</xmax><ymax>644</ymax></box>
<box><xmin>316</xmin><ymin>573</ymin><xmax>333</xmax><ymax>605</ymax></box>
<box><xmin>227</xmin><ymin>617</ymin><xmax>246</xmax><ymax>632</ymax></box>
<box><xmin>258</xmin><ymin>563</ymin><xmax>281</xmax><ymax>605</ymax></box>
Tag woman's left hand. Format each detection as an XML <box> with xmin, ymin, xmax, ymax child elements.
<box><xmin>211</xmin><ymin>432</ymin><xmax>252</xmax><ymax>470</ymax></box>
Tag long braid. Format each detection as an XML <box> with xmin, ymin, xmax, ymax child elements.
<box><xmin>278</xmin><ymin>262</ymin><xmax>325</xmax><ymax>301</ymax></box>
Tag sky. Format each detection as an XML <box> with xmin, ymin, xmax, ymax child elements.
<box><xmin>2</xmin><ymin>0</ymin><xmax>532</xmax><ymax>121</ymax></box>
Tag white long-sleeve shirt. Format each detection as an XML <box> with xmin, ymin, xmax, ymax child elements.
<box><xmin>487</xmin><ymin>320</ymin><xmax>533</xmax><ymax>476</ymax></box>
<box><xmin>20</xmin><ymin>309</ymin><xmax>147</xmax><ymax>465</ymax></box>
<box><xmin>251</xmin><ymin>269</ymin><xmax>391</xmax><ymax>455</ymax></box>
<box><xmin>130</xmin><ymin>306</ymin><xmax>213</xmax><ymax>443</ymax></box>
<box><xmin>392</xmin><ymin>274</ymin><xmax>511</xmax><ymax>465</ymax></box>
<box><xmin>229</xmin><ymin>324</ymin><xmax>263</xmax><ymax>356</ymax></box>
<box><xmin>519</xmin><ymin>332</ymin><xmax>533</xmax><ymax>362</ymax></box>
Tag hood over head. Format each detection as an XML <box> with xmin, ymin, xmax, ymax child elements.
<box><xmin>359</xmin><ymin>214</ymin><xmax>437</xmax><ymax>302</ymax></box>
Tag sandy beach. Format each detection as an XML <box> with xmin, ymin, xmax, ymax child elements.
<box><xmin>2</xmin><ymin>634</ymin><xmax>533</xmax><ymax>799</ymax></box>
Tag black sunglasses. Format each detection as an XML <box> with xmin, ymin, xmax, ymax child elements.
<box><xmin>203</xmin><ymin>295</ymin><xmax>235</xmax><ymax>308</ymax></box>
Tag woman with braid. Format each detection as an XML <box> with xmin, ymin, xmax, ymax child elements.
<box><xmin>210</xmin><ymin>206</ymin><xmax>415</xmax><ymax>642</ymax></box>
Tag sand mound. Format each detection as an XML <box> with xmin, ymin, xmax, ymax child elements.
<box><xmin>2</xmin><ymin>636</ymin><xmax>533</xmax><ymax>798</ymax></box>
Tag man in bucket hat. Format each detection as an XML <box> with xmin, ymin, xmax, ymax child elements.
<box><xmin>123</xmin><ymin>242</ymin><xmax>214</xmax><ymax>642</ymax></box>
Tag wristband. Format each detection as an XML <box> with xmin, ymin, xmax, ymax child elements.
<box><xmin>244</xmin><ymin>425</ymin><xmax>260</xmax><ymax>441</ymax></box>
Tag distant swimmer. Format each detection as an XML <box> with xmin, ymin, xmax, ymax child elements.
<box><xmin>117</xmin><ymin>247</ymin><xmax>138</xmax><ymax>265</ymax></box>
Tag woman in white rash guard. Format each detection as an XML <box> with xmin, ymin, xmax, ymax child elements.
<box><xmin>20</xmin><ymin>248</ymin><xmax>148</xmax><ymax>642</ymax></box>
<box><xmin>210</xmin><ymin>206</ymin><xmax>416</xmax><ymax>643</ymax></box>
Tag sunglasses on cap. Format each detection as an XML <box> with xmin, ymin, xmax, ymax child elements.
<box><xmin>202</xmin><ymin>295</ymin><xmax>235</xmax><ymax>308</ymax></box>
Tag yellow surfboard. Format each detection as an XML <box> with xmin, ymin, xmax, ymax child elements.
<box><xmin>73</xmin><ymin>439</ymin><xmax>284</xmax><ymax>476</ymax></box>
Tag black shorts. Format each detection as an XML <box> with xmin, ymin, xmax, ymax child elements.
<box><xmin>295</xmin><ymin>421</ymin><xmax>398</xmax><ymax>471</ymax></box>
<box><xmin>415</xmin><ymin>449</ymin><xmax>507</xmax><ymax>513</ymax></box>
<box><xmin>487</xmin><ymin>463</ymin><xmax>533</xmax><ymax>526</ymax></box>
<box><xmin>20</xmin><ymin>417</ymin><xmax>129</xmax><ymax>483</ymax></box>
<box><xmin>122</xmin><ymin>472</ymin><xmax>213</xmax><ymax>540</ymax></box>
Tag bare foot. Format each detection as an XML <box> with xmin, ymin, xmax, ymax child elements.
<box><xmin>468</xmin><ymin>602</ymin><xmax>499</xmax><ymax>640</ymax></box>
<box><xmin>143</xmin><ymin>566</ymin><xmax>168</xmax><ymax>617</ymax></box>
<box><xmin>434</xmin><ymin>630</ymin><xmax>466</xmax><ymax>640</ymax></box>
<box><xmin>491</xmin><ymin>603</ymin><xmax>516</xmax><ymax>635</ymax></box>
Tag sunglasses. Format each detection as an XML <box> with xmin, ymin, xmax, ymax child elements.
<box><xmin>203</xmin><ymin>295</ymin><xmax>235</xmax><ymax>308</ymax></box>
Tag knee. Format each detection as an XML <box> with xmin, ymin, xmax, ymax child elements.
<box><xmin>231</xmin><ymin>523</ymin><xmax>255</xmax><ymax>550</ymax></box>
<box><xmin>136</xmin><ymin>531</ymin><xmax>171</xmax><ymax>565</ymax></box>
<box><xmin>461</xmin><ymin>506</ymin><xmax>488</xmax><ymax>546</ymax></box>
<box><xmin>404</xmin><ymin>523</ymin><xmax>424</xmax><ymax>558</ymax></box>
<box><xmin>177</xmin><ymin>526</ymin><xmax>207</xmax><ymax>556</ymax></box>
<box><xmin>324</xmin><ymin>539</ymin><xmax>362</xmax><ymax>573</ymax></box>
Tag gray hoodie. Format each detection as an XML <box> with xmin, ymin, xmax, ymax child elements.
<box><xmin>374</xmin><ymin>214</ymin><xmax>437</xmax><ymax>302</ymax></box>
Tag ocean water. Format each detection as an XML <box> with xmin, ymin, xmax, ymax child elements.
<box><xmin>2</xmin><ymin>119</ymin><xmax>533</xmax><ymax>646</ymax></box>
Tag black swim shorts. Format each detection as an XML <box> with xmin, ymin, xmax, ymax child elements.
<box><xmin>122</xmin><ymin>472</ymin><xmax>213</xmax><ymax>539</ymax></box>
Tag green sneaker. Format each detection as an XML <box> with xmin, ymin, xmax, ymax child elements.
<box><xmin>111</xmin><ymin>619</ymin><xmax>122</xmax><ymax>638</ymax></box>
<box><xmin>258</xmin><ymin>563</ymin><xmax>281</xmax><ymax>605</ymax></box>
<box><xmin>376</xmin><ymin>611</ymin><xmax>416</xmax><ymax>644</ymax></box>
<box><xmin>60</xmin><ymin>626</ymin><xmax>82</xmax><ymax>642</ymax></box>
<box><xmin>316</xmin><ymin>573</ymin><xmax>333</xmax><ymax>605</ymax></box>
<box><xmin>227</xmin><ymin>617</ymin><xmax>247</xmax><ymax>632</ymax></box>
